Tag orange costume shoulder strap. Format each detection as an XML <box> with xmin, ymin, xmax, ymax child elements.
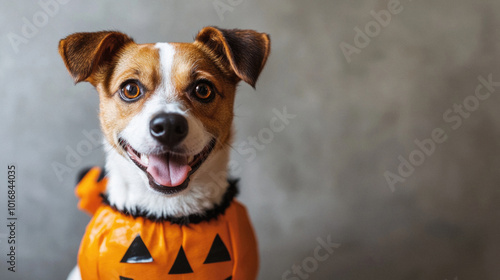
<box><xmin>75</xmin><ymin>167</ymin><xmax>107</xmax><ymax>216</ymax></box>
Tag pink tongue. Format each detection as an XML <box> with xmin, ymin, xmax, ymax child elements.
<box><xmin>146</xmin><ymin>153</ymin><xmax>191</xmax><ymax>187</ymax></box>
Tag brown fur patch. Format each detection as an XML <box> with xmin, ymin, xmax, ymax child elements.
<box><xmin>98</xmin><ymin>43</ymin><xmax>161</xmax><ymax>152</ymax></box>
<box><xmin>170</xmin><ymin>43</ymin><xmax>237</xmax><ymax>149</ymax></box>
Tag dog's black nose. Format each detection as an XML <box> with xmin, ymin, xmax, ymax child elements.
<box><xmin>150</xmin><ymin>113</ymin><xmax>188</xmax><ymax>148</ymax></box>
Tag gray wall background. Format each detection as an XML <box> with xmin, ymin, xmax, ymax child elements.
<box><xmin>1</xmin><ymin>0</ymin><xmax>500</xmax><ymax>279</ymax></box>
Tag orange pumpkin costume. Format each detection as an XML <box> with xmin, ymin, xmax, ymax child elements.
<box><xmin>75</xmin><ymin>167</ymin><xmax>259</xmax><ymax>280</ymax></box>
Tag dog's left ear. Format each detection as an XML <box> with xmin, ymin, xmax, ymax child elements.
<box><xmin>195</xmin><ymin>27</ymin><xmax>270</xmax><ymax>88</ymax></box>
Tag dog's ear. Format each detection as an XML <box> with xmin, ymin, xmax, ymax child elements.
<box><xmin>58</xmin><ymin>31</ymin><xmax>133</xmax><ymax>84</ymax></box>
<box><xmin>194</xmin><ymin>26</ymin><xmax>270</xmax><ymax>88</ymax></box>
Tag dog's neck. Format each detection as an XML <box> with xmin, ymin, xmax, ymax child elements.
<box><xmin>103</xmin><ymin>141</ymin><xmax>231</xmax><ymax>218</ymax></box>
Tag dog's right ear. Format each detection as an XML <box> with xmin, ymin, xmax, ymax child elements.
<box><xmin>58</xmin><ymin>31</ymin><xmax>133</xmax><ymax>84</ymax></box>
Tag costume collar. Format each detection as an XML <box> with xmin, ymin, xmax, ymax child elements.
<box><xmin>101</xmin><ymin>179</ymin><xmax>239</xmax><ymax>225</ymax></box>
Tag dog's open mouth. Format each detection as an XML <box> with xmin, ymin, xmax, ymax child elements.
<box><xmin>118</xmin><ymin>138</ymin><xmax>216</xmax><ymax>195</ymax></box>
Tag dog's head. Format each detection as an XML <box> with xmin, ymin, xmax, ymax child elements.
<box><xmin>59</xmin><ymin>27</ymin><xmax>270</xmax><ymax>197</ymax></box>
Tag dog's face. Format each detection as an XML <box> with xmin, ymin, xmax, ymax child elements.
<box><xmin>59</xmin><ymin>27</ymin><xmax>270</xmax><ymax>196</ymax></box>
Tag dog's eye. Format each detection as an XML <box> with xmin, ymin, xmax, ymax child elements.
<box><xmin>193</xmin><ymin>83</ymin><xmax>215</xmax><ymax>102</ymax></box>
<box><xmin>120</xmin><ymin>82</ymin><xmax>142</xmax><ymax>101</ymax></box>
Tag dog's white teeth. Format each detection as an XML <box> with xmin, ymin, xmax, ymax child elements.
<box><xmin>188</xmin><ymin>155</ymin><xmax>194</xmax><ymax>163</ymax></box>
<box><xmin>141</xmin><ymin>154</ymin><xmax>149</xmax><ymax>165</ymax></box>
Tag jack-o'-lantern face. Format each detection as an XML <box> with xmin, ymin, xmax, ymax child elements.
<box><xmin>117</xmin><ymin>233</ymin><xmax>232</xmax><ymax>279</ymax></box>
<box><xmin>78</xmin><ymin>204</ymin><xmax>246</xmax><ymax>280</ymax></box>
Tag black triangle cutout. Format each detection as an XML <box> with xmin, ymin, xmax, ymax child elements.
<box><xmin>204</xmin><ymin>234</ymin><xmax>231</xmax><ymax>264</ymax></box>
<box><xmin>119</xmin><ymin>277</ymin><xmax>134</xmax><ymax>280</ymax></box>
<box><xmin>169</xmin><ymin>246</ymin><xmax>193</xmax><ymax>274</ymax></box>
<box><xmin>120</xmin><ymin>234</ymin><xmax>153</xmax><ymax>263</ymax></box>
<box><xmin>225</xmin><ymin>276</ymin><xmax>232</xmax><ymax>280</ymax></box>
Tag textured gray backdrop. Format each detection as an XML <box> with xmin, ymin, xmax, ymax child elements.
<box><xmin>1</xmin><ymin>0</ymin><xmax>500</xmax><ymax>279</ymax></box>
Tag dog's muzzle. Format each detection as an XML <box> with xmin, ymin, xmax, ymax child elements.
<box><xmin>119</xmin><ymin>112</ymin><xmax>215</xmax><ymax>195</ymax></box>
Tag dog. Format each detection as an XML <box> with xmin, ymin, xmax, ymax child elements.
<box><xmin>59</xmin><ymin>26</ymin><xmax>270</xmax><ymax>280</ymax></box>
